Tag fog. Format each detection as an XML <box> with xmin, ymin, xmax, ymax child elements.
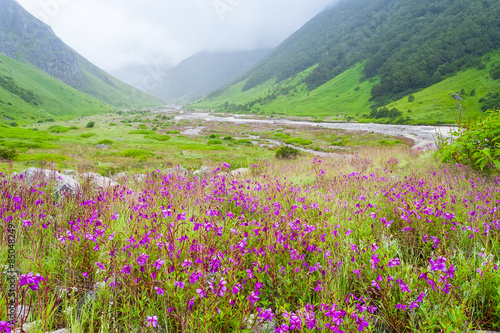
<box><xmin>16</xmin><ymin>0</ymin><xmax>339</xmax><ymax>71</ymax></box>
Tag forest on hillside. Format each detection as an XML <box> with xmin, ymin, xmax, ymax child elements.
<box><xmin>240</xmin><ymin>0</ymin><xmax>500</xmax><ymax>105</ymax></box>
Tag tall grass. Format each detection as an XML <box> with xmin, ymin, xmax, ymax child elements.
<box><xmin>1</xmin><ymin>147</ymin><xmax>499</xmax><ymax>332</ymax></box>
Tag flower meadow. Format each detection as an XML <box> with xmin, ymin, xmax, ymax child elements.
<box><xmin>1</xmin><ymin>149</ymin><xmax>500</xmax><ymax>332</ymax></box>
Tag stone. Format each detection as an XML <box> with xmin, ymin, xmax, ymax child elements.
<box><xmin>111</xmin><ymin>172</ymin><xmax>130</xmax><ymax>182</ymax></box>
<box><xmin>96</xmin><ymin>144</ymin><xmax>110</xmax><ymax>149</ymax></box>
<box><xmin>80</xmin><ymin>172</ymin><xmax>118</xmax><ymax>189</ymax></box>
<box><xmin>193</xmin><ymin>166</ymin><xmax>210</xmax><ymax>176</ymax></box>
<box><xmin>76</xmin><ymin>290</ymin><xmax>99</xmax><ymax>320</ymax></box>
<box><xmin>62</xmin><ymin>170</ymin><xmax>79</xmax><ymax>177</ymax></box>
<box><xmin>20</xmin><ymin>168</ymin><xmax>81</xmax><ymax>196</ymax></box>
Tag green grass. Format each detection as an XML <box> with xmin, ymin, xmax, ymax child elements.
<box><xmin>0</xmin><ymin>54</ymin><xmax>113</xmax><ymax>125</ymax></box>
<box><xmin>190</xmin><ymin>48</ymin><xmax>500</xmax><ymax>125</ymax></box>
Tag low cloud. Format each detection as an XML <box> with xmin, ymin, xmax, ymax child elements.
<box><xmin>17</xmin><ymin>0</ymin><xmax>339</xmax><ymax>71</ymax></box>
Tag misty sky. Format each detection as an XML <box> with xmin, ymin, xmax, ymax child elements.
<box><xmin>16</xmin><ymin>0</ymin><xmax>339</xmax><ymax>71</ymax></box>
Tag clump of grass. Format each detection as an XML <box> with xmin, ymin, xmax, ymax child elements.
<box><xmin>285</xmin><ymin>137</ymin><xmax>313</xmax><ymax>145</ymax></box>
<box><xmin>97</xmin><ymin>140</ymin><xmax>114</xmax><ymax>145</ymax></box>
<box><xmin>128</xmin><ymin>130</ymin><xmax>155</xmax><ymax>135</ymax></box>
<box><xmin>144</xmin><ymin>134</ymin><xmax>171</xmax><ymax>142</ymax></box>
<box><xmin>167</xmin><ymin>130</ymin><xmax>181</xmax><ymax>134</ymax></box>
<box><xmin>207</xmin><ymin>139</ymin><xmax>223</xmax><ymax>145</ymax></box>
<box><xmin>236</xmin><ymin>139</ymin><xmax>253</xmax><ymax>145</ymax></box>
<box><xmin>47</xmin><ymin>125</ymin><xmax>70</xmax><ymax>133</ymax></box>
<box><xmin>79</xmin><ymin>133</ymin><xmax>96</xmax><ymax>139</ymax></box>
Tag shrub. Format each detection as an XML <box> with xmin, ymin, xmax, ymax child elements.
<box><xmin>285</xmin><ymin>138</ymin><xmax>313</xmax><ymax>146</ymax></box>
<box><xmin>209</xmin><ymin>134</ymin><xmax>219</xmax><ymax>139</ymax></box>
<box><xmin>144</xmin><ymin>134</ymin><xmax>171</xmax><ymax>142</ymax></box>
<box><xmin>79</xmin><ymin>133</ymin><xmax>96</xmax><ymax>138</ymax></box>
<box><xmin>437</xmin><ymin>110</ymin><xmax>500</xmax><ymax>171</ymax></box>
<box><xmin>208</xmin><ymin>139</ymin><xmax>223</xmax><ymax>145</ymax></box>
<box><xmin>68</xmin><ymin>126</ymin><xmax>79</xmax><ymax>130</ymax></box>
<box><xmin>276</xmin><ymin>146</ymin><xmax>299</xmax><ymax>159</ymax></box>
<box><xmin>109</xmin><ymin>123</ymin><xmax>118</xmax><ymax>127</ymax></box>
<box><xmin>47</xmin><ymin>125</ymin><xmax>70</xmax><ymax>133</ymax></box>
<box><xmin>167</xmin><ymin>130</ymin><xmax>181</xmax><ymax>134</ymax></box>
<box><xmin>0</xmin><ymin>148</ymin><xmax>17</xmax><ymax>160</ymax></box>
<box><xmin>10</xmin><ymin>122</ymin><xmax>18</xmax><ymax>127</ymax></box>
<box><xmin>97</xmin><ymin>140</ymin><xmax>114</xmax><ymax>145</ymax></box>
<box><xmin>128</xmin><ymin>130</ymin><xmax>155</xmax><ymax>135</ymax></box>
<box><xmin>223</xmin><ymin>136</ymin><xmax>232</xmax><ymax>140</ymax></box>
<box><xmin>408</xmin><ymin>95</ymin><xmax>415</xmax><ymax>102</ymax></box>
<box><xmin>139</xmin><ymin>124</ymin><xmax>147</xmax><ymax>129</ymax></box>
<box><xmin>236</xmin><ymin>139</ymin><xmax>253</xmax><ymax>145</ymax></box>
<box><xmin>121</xmin><ymin>149</ymin><xmax>155</xmax><ymax>158</ymax></box>
<box><xmin>85</xmin><ymin>122</ymin><xmax>95</xmax><ymax>128</ymax></box>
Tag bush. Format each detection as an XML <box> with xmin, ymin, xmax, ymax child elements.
<box><xmin>236</xmin><ymin>139</ymin><xmax>253</xmax><ymax>145</ymax></box>
<box><xmin>79</xmin><ymin>133</ymin><xmax>96</xmax><ymax>138</ymax></box>
<box><xmin>437</xmin><ymin>110</ymin><xmax>500</xmax><ymax>171</ymax></box>
<box><xmin>276</xmin><ymin>146</ymin><xmax>299</xmax><ymax>159</ymax></box>
<box><xmin>208</xmin><ymin>139</ymin><xmax>223</xmax><ymax>145</ymax></box>
<box><xmin>223</xmin><ymin>136</ymin><xmax>232</xmax><ymax>140</ymax></box>
<box><xmin>85</xmin><ymin>122</ymin><xmax>95</xmax><ymax>128</ymax></box>
<box><xmin>121</xmin><ymin>149</ymin><xmax>155</xmax><ymax>158</ymax></box>
<box><xmin>97</xmin><ymin>140</ymin><xmax>114</xmax><ymax>145</ymax></box>
<box><xmin>209</xmin><ymin>134</ymin><xmax>219</xmax><ymax>139</ymax></box>
<box><xmin>109</xmin><ymin>123</ymin><xmax>118</xmax><ymax>127</ymax></box>
<box><xmin>285</xmin><ymin>138</ymin><xmax>313</xmax><ymax>146</ymax></box>
<box><xmin>0</xmin><ymin>148</ymin><xmax>17</xmax><ymax>160</ymax></box>
<box><xmin>144</xmin><ymin>134</ymin><xmax>171</xmax><ymax>142</ymax></box>
<box><xmin>139</xmin><ymin>124</ymin><xmax>147</xmax><ymax>129</ymax></box>
<box><xmin>47</xmin><ymin>125</ymin><xmax>69</xmax><ymax>133</ymax></box>
<box><xmin>68</xmin><ymin>126</ymin><xmax>79</xmax><ymax>130</ymax></box>
<box><xmin>128</xmin><ymin>130</ymin><xmax>155</xmax><ymax>135</ymax></box>
<box><xmin>167</xmin><ymin>130</ymin><xmax>181</xmax><ymax>134</ymax></box>
<box><xmin>408</xmin><ymin>95</ymin><xmax>415</xmax><ymax>102</ymax></box>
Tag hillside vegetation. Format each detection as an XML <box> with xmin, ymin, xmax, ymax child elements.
<box><xmin>0</xmin><ymin>53</ymin><xmax>111</xmax><ymax>125</ymax></box>
<box><xmin>0</xmin><ymin>0</ymin><xmax>162</xmax><ymax>108</ymax></box>
<box><xmin>191</xmin><ymin>0</ymin><xmax>500</xmax><ymax>124</ymax></box>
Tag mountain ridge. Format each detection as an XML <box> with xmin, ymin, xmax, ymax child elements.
<box><xmin>0</xmin><ymin>0</ymin><xmax>162</xmax><ymax>108</ymax></box>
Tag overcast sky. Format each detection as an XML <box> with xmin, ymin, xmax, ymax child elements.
<box><xmin>16</xmin><ymin>0</ymin><xmax>339</xmax><ymax>71</ymax></box>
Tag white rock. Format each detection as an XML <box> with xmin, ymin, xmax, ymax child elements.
<box><xmin>80</xmin><ymin>172</ymin><xmax>118</xmax><ymax>189</ymax></box>
<box><xmin>20</xmin><ymin>168</ymin><xmax>81</xmax><ymax>196</ymax></box>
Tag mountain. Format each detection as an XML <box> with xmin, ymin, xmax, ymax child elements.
<box><xmin>150</xmin><ymin>49</ymin><xmax>270</xmax><ymax>104</ymax></box>
<box><xmin>191</xmin><ymin>0</ymin><xmax>500</xmax><ymax>125</ymax></box>
<box><xmin>0</xmin><ymin>52</ymin><xmax>111</xmax><ymax>125</ymax></box>
<box><xmin>0</xmin><ymin>0</ymin><xmax>162</xmax><ymax>108</ymax></box>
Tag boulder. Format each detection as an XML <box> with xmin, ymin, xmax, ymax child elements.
<box><xmin>111</xmin><ymin>172</ymin><xmax>130</xmax><ymax>182</ymax></box>
<box><xmin>193</xmin><ymin>166</ymin><xmax>211</xmax><ymax>176</ymax></box>
<box><xmin>20</xmin><ymin>168</ymin><xmax>81</xmax><ymax>196</ymax></box>
<box><xmin>80</xmin><ymin>172</ymin><xmax>118</xmax><ymax>189</ymax></box>
<box><xmin>62</xmin><ymin>170</ymin><xmax>79</xmax><ymax>178</ymax></box>
<box><xmin>96</xmin><ymin>144</ymin><xmax>110</xmax><ymax>149</ymax></box>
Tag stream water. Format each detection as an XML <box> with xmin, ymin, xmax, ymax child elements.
<box><xmin>174</xmin><ymin>112</ymin><xmax>455</xmax><ymax>150</ymax></box>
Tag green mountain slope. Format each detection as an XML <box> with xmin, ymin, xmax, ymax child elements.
<box><xmin>191</xmin><ymin>50</ymin><xmax>500</xmax><ymax>124</ymax></box>
<box><xmin>0</xmin><ymin>0</ymin><xmax>162</xmax><ymax>108</ymax></box>
<box><xmin>191</xmin><ymin>0</ymin><xmax>500</xmax><ymax>124</ymax></box>
<box><xmin>0</xmin><ymin>53</ymin><xmax>111</xmax><ymax>125</ymax></box>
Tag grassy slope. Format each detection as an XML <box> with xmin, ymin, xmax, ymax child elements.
<box><xmin>191</xmin><ymin>50</ymin><xmax>500</xmax><ymax>124</ymax></box>
<box><xmin>77</xmin><ymin>56</ymin><xmax>165</xmax><ymax>108</ymax></box>
<box><xmin>0</xmin><ymin>53</ymin><xmax>112</xmax><ymax>124</ymax></box>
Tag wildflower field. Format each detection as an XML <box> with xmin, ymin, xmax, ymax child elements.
<box><xmin>1</xmin><ymin>142</ymin><xmax>499</xmax><ymax>332</ymax></box>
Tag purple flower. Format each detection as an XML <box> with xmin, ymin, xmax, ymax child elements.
<box><xmin>430</xmin><ymin>257</ymin><xmax>447</xmax><ymax>272</ymax></box>
<box><xmin>248</xmin><ymin>291</ymin><xmax>259</xmax><ymax>306</ymax></box>
<box><xmin>387</xmin><ymin>258</ymin><xmax>400</xmax><ymax>268</ymax></box>
<box><xmin>0</xmin><ymin>321</ymin><xmax>12</xmax><ymax>333</ymax></box>
<box><xmin>121</xmin><ymin>265</ymin><xmax>132</xmax><ymax>275</ymax></box>
<box><xmin>155</xmin><ymin>287</ymin><xmax>164</xmax><ymax>295</ymax></box>
<box><xmin>177</xmin><ymin>212</ymin><xmax>186</xmax><ymax>221</ymax></box>
<box><xmin>371</xmin><ymin>280</ymin><xmax>380</xmax><ymax>290</ymax></box>
<box><xmin>232</xmin><ymin>284</ymin><xmax>242</xmax><ymax>295</ymax></box>
<box><xmin>288</xmin><ymin>313</ymin><xmax>302</xmax><ymax>330</ymax></box>
<box><xmin>196</xmin><ymin>288</ymin><xmax>206</xmax><ymax>298</ymax></box>
<box><xmin>276</xmin><ymin>324</ymin><xmax>290</xmax><ymax>333</ymax></box>
<box><xmin>396</xmin><ymin>303</ymin><xmax>407</xmax><ymax>311</ymax></box>
<box><xmin>174</xmin><ymin>281</ymin><xmax>185</xmax><ymax>289</ymax></box>
<box><xmin>95</xmin><ymin>262</ymin><xmax>105</xmax><ymax>270</ymax></box>
<box><xmin>153</xmin><ymin>259</ymin><xmax>165</xmax><ymax>270</ymax></box>
<box><xmin>137</xmin><ymin>253</ymin><xmax>150</xmax><ymax>266</ymax></box>
<box><xmin>146</xmin><ymin>315</ymin><xmax>158</xmax><ymax>328</ymax></box>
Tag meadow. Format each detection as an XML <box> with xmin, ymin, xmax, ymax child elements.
<box><xmin>0</xmin><ymin>110</ymin><xmax>499</xmax><ymax>332</ymax></box>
